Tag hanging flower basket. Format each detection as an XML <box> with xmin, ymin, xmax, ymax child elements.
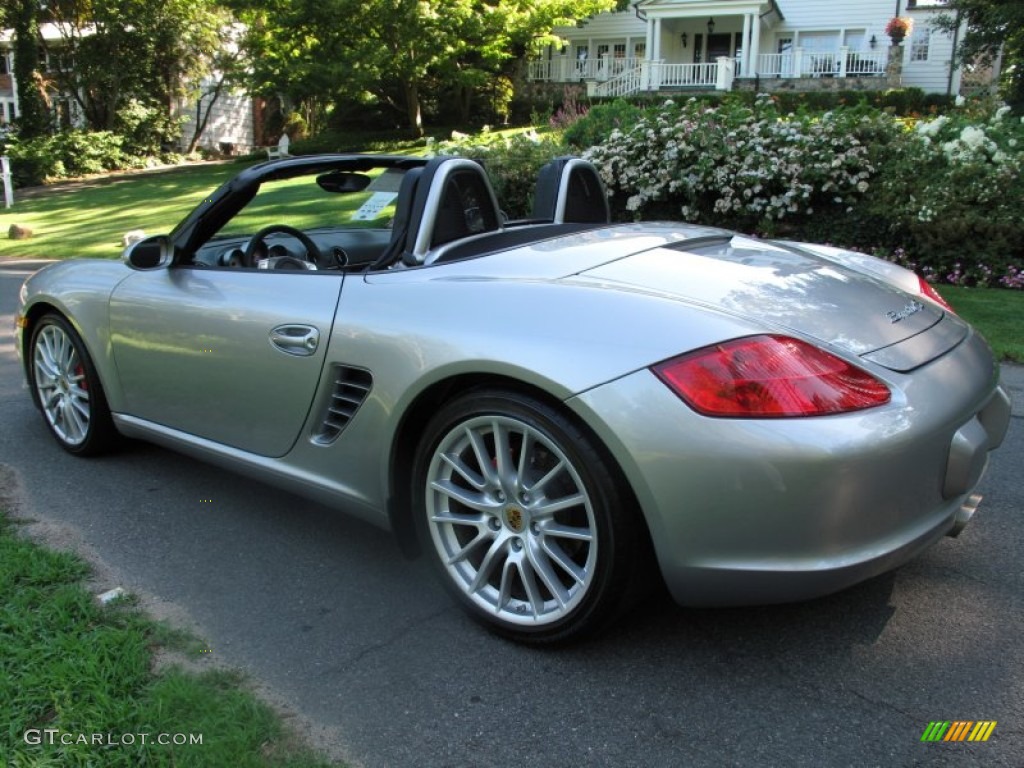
<box><xmin>885</xmin><ymin>17</ymin><xmax>913</xmax><ymax>45</ymax></box>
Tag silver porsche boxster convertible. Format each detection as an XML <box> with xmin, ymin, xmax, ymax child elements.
<box><xmin>15</xmin><ymin>154</ymin><xmax>1012</xmax><ymax>643</ymax></box>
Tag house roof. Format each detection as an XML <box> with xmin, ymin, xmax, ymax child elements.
<box><xmin>634</xmin><ymin>0</ymin><xmax>783</xmax><ymax>23</ymax></box>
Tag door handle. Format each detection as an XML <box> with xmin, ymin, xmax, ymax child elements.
<box><xmin>270</xmin><ymin>325</ymin><xmax>320</xmax><ymax>356</ymax></box>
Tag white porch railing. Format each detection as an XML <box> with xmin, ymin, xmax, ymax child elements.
<box><xmin>531</xmin><ymin>48</ymin><xmax>887</xmax><ymax>94</ymax></box>
<box><xmin>528</xmin><ymin>55</ymin><xmax>640</xmax><ymax>83</ymax></box>
<box><xmin>592</xmin><ymin>66</ymin><xmax>644</xmax><ymax>98</ymax></box>
<box><xmin>592</xmin><ymin>59</ymin><xmax>730</xmax><ymax>98</ymax></box>
<box><xmin>754</xmin><ymin>49</ymin><xmax>887</xmax><ymax>78</ymax></box>
<box><xmin>653</xmin><ymin>62</ymin><xmax>719</xmax><ymax>89</ymax></box>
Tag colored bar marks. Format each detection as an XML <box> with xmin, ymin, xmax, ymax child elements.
<box><xmin>921</xmin><ymin>721</ymin><xmax>996</xmax><ymax>742</ymax></box>
<box><xmin>921</xmin><ymin>721</ymin><xmax>950</xmax><ymax>741</ymax></box>
<box><xmin>968</xmin><ymin>721</ymin><xmax>997</xmax><ymax>742</ymax></box>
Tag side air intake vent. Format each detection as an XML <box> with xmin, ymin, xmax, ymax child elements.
<box><xmin>313</xmin><ymin>366</ymin><xmax>373</xmax><ymax>444</ymax></box>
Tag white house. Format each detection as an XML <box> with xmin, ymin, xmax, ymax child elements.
<box><xmin>528</xmin><ymin>0</ymin><xmax>965</xmax><ymax>97</ymax></box>
<box><xmin>0</xmin><ymin>22</ymin><xmax>255</xmax><ymax>152</ymax></box>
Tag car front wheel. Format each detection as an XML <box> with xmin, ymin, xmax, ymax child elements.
<box><xmin>29</xmin><ymin>313</ymin><xmax>117</xmax><ymax>456</ymax></box>
<box><xmin>414</xmin><ymin>389</ymin><xmax>646</xmax><ymax>644</ymax></box>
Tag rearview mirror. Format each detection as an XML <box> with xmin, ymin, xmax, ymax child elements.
<box><xmin>123</xmin><ymin>235</ymin><xmax>172</xmax><ymax>270</ymax></box>
<box><xmin>316</xmin><ymin>171</ymin><xmax>372</xmax><ymax>194</ymax></box>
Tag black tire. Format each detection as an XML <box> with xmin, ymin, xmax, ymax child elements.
<box><xmin>412</xmin><ymin>388</ymin><xmax>646</xmax><ymax>644</ymax></box>
<box><xmin>28</xmin><ymin>313</ymin><xmax>118</xmax><ymax>456</ymax></box>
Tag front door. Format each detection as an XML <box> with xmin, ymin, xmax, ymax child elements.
<box><xmin>109</xmin><ymin>269</ymin><xmax>342</xmax><ymax>457</ymax></box>
<box><xmin>707</xmin><ymin>33</ymin><xmax>733</xmax><ymax>62</ymax></box>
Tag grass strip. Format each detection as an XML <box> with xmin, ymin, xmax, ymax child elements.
<box><xmin>939</xmin><ymin>286</ymin><xmax>1024</xmax><ymax>363</ymax></box>
<box><xmin>0</xmin><ymin>509</ymin><xmax>338</xmax><ymax>767</ymax></box>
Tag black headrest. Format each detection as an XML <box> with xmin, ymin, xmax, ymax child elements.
<box><xmin>532</xmin><ymin>157</ymin><xmax>610</xmax><ymax>224</ymax></box>
<box><xmin>404</xmin><ymin>157</ymin><xmax>502</xmax><ymax>265</ymax></box>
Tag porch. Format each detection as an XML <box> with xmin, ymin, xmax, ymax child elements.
<box><xmin>528</xmin><ymin>49</ymin><xmax>891</xmax><ymax>97</ymax></box>
<box><xmin>528</xmin><ymin>0</ymin><xmax>891</xmax><ymax>97</ymax></box>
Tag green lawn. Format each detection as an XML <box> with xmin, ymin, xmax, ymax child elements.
<box><xmin>0</xmin><ymin>508</ymin><xmax>339</xmax><ymax>768</ymax></box>
<box><xmin>939</xmin><ymin>286</ymin><xmax>1024</xmax><ymax>363</ymax></box>
<box><xmin>0</xmin><ymin>161</ymin><xmax>257</xmax><ymax>260</ymax></box>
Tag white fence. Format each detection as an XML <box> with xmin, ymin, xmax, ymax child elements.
<box><xmin>754</xmin><ymin>49</ymin><xmax>887</xmax><ymax>78</ymax></box>
<box><xmin>531</xmin><ymin>47</ymin><xmax>887</xmax><ymax>95</ymax></box>
<box><xmin>528</xmin><ymin>56</ymin><xmax>640</xmax><ymax>84</ymax></box>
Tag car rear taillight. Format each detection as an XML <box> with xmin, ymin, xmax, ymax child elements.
<box><xmin>917</xmin><ymin>276</ymin><xmax>956</xmax><ymax>314</ymax></box>
<box><xmin>652</xmin><ymin>335</ymin><xmax>891</xmax><ymax>418</ymax></box>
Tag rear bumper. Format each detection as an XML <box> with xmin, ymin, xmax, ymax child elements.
<box><xmin>569</xmin><ymin>329</ymin><xmax>1011</xmax><ymax>606</ymax></box>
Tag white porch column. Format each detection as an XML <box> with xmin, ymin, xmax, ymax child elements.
<box><xmin>792</xmin><ymin>46</ymin><xmax>804</xmax><ymax>78</ymax></box>
<box><xmin>838</xmin><ymin>46</ymin><xmax>849</xmax><ymax>77</ymax></box>
<box><xmin>741</xmin><ymin>13</ymin><xmax>752</xmax><ymax>77</ymax></box>
<box><xmin>749</xmin><ymin>15</ymin><xmax>761</xmax><ymax>76</ymax></box>
<box><xmin>652</xmin><ymin>18</ymin><xmax>662</xmax><ymax>61</ymax></box>
<box><xmin>645</xmin><ymin>18</ymin><xmax>654</xmax><ymax>63</ymax></box>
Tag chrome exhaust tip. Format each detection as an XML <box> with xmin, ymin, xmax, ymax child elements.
<box><xmin>948</xmin><ymin>493</ymin><xmax>983</xmax><ymax>538</ymax></box>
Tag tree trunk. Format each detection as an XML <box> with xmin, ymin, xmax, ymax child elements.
<box><xmin>187</xmin><ymin>81</ymin><xmax>225</xmax><ymax>154</ymax></box>
<box><xmin>404</xmin><ymin>81</ymin><xmax>423</xmax><ymax>137</ymax></box>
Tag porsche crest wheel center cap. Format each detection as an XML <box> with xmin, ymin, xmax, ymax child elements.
<box><xmin>504</xmin><ymin>506</ymin><xmax>525</xmax><ymax>533</ymax></box>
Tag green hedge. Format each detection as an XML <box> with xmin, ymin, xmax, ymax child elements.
<box><xmin>581</xmin><ymin>95</ymin><xmax>1023</xmax><ymax>288</ymax></box>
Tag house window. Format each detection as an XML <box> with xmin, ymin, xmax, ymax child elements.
<box><xmin>596</xmin><ymin>44</ymin><xmax>610</xmax><ymax>60</ymax></box>
<box><xmin>798</xmin><ymin>31</ymin><xmax>841</xmax><ymax>53</ymax></box>
<box><xmin>798</xmin><ymin>31</ymin><xmax>841</xmax><ymax>76</ymax></box>
<box><xmin>693</xmin><ymin>34</ymin><xmax>703</xmax><ymax>63</ymax></box>
<box><xmin>0</xmin><ymin>54</ymin><xmax>8</xmax><ymax>75</ymax></box>
<box><xmin>910</xmin><ymin>27</ymin><xmax>931</xmax><ymax>61</ymax></box>
<box><xmin>633</xmin><ymin>42</ymin><xmax>646</xmax><ymax>59</ymax></box>
<box><xmin>575</xmin><ymin>45</ymin><xmax>588</xmax><ymax>61</ymax></box>
<box><xmin>613</xmin><ymin>43</ymin><xmax>626</xmax><ymax>59</ymax></box>
<box><xmin>844</xmin><ymin>29</ymin><xmax>866</xmax><ymax>51</ymax></box>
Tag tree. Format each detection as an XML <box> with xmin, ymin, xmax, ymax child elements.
<box><xmin>9</xmin><ymin>0</ymin><xmax>50</xmax><ymax>137</ymax></box>
<box><xmin>230</xmin><ymin>0</ymin><xmax>617</xmax><ymax>135</ymax></box>
<box><xmin>43</xmin><ymin>0</ymin><xmax>230</xmax><ymax>136</ymax></box>
<box><xmin>936</xmin><ymin>0</ymin><xmax>1024</xmax><ymax>107</ymax></box>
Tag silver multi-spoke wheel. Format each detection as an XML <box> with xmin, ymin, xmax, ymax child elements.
<box><xmin>426</xmin><ymin>414</ymin><xmax>598</xmax><ymax>627</ymax></box>
<box><xmin>33</xmin><ymin>323</ymin><xmax>91</xmax><ymax>446</ymax></box>
<box><xmin>29</xmin><ymin>314</ymin><xmax>116</xmax><ymax>456</ymax></box>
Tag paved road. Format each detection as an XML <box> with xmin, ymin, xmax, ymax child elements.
<box><xmin>2</xmin><ymin>261</ymin><xmax>1022</xmax><ymax>767</ymax></box>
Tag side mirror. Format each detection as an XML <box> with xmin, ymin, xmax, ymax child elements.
<box><xmin>123</xmin><ymin>235</ymin><xmax>172</xmax><ymax>270</ymax></box>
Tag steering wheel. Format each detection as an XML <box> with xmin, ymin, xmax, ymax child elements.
<box><xmin>242</xmin><ymin>224</ymin><xmax>323</xmax><ymax>268</ymax></box>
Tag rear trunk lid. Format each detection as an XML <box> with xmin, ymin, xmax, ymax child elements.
<box><xmin>575</xmin><ymin>234</ymin><xmax>962</xmax><ymax>367</ymax></box>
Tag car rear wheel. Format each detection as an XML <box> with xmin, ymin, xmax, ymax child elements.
<box><xmin>414</xmin><ymin>388</ymin><xmax>646</xmax><ymax>644</ymax></box>
<box><xmin>29</xmin><ymin>313</ymin><xmax>117</xmax><ymax>456</ymax></box>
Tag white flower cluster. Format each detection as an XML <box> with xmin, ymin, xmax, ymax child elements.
<box><xmin>582</xmin><ymin>96</ymin><xmax>879</xmax><ymax>225</ymax></box>
<box><xmin>915</xmin><ymin>108</ymin><xmax>1023</xmax><ymax>167</ymax></box>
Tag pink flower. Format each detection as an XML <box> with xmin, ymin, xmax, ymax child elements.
<box><xmin>885</xmin><ymin>17</ymin><xmax>913</xmax><ymax>37</ymax></box>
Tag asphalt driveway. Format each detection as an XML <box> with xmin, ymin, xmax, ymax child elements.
<box><xmin>1</xmin><ymin>260</ymin><xmax>1022</xmax><ymax>767</ymax></box>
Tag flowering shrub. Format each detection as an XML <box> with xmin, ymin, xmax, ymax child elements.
<box><xmin>583</xmin><ymin>95</ymin><xmax>897</xmax><ymax>235</ymax></box>
<box><xmin>549</xmin><ymin>87</ymin><xmax>589</xmax><ymax>132</ymax></box>
<box><xmin>576</xmin><ymin>95</ymin><xmax>1022</xmax><ymax>288</ymax></box>
<box><xmin>867</xmin><ymin>102</ymin><xmax>1024</xmax><ymax>287</ymax></box>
